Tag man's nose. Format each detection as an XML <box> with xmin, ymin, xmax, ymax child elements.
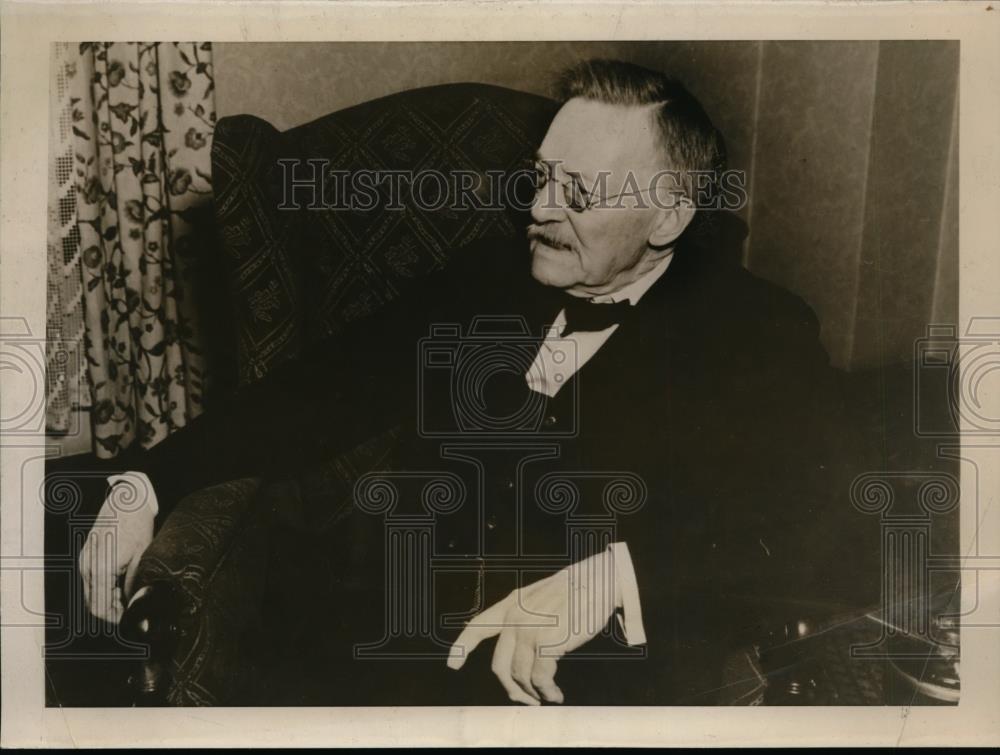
<box><xmin>530</xmin><ymin>183</ymin><xmax>567</xmax><ymax>224</ymax></box>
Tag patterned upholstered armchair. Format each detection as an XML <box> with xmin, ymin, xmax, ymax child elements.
<box><xmin>120</xmin><ymin>83</ymin><xmax>560</xmax><ymax>704</ymax></box>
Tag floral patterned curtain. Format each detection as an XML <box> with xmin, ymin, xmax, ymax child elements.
<box><xmin>68</xmin><ymin>42</ymin><xmax>216</xmax><ymax>457</ymax></box>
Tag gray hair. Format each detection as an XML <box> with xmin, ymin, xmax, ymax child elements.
<box><xmin>555</xmin><ymin>59</ymin><xmax>727</xmax><ymax>204</ymax></box>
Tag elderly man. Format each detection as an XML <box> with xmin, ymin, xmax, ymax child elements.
<box><xmin>80</xmin><ymin>59</ymin><xmax>857</xmax><ymax>705</ymax></box>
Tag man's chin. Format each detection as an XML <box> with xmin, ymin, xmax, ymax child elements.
<box><xmin>529</xmin><ymin>248</ymin><xmax>576</xmax><ymax>288</ymax></box>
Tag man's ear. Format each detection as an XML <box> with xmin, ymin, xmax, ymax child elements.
<box><xmin>648</xmin><ymin>199</ymin><xmax>696</xmax><ymax>249</ymax></box>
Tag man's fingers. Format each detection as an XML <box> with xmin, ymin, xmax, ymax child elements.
<box><xmin>511</xmin><ymin>638</ymin><xmax>540</xmax><ymax>701</ymax></box>
<box><xmin>87</xmin><ymin>530</ymin><xmax>106</xmax><ymax>618</ymax></box>
<box><xmin>447</xmin><ymin>622</ymin><xmax>500</xmax><ymax>670</ymax></box>
<box><xmin>491</xmin><ymin>628</ymin><xmax>539</xmax><ymax>706</ymax></box>
<box><xmin>95</xmin><ymin>579</ymin><xmax>123</xmax><ymax>624</ymax></box>
<box><xmin>87</xmin><ymin>528</ymin><xmax>122</xmax><ymax>624</ymax></box>
<box><xmin>89</xmin><ymin>534</ymin><xmax>111</xmax><ymax>621</ymax></box>
<box><xmin>447</xmin><ymin>597</ymin><xmax>510</xmax><ymax>670</ymax></box>
<box><xmin>530</xmin><ymin>655</ymin><xmax>564</xmax><ymax>704</ymax></box>
<box><xmin>97</xmin><ymin>585</ymin><xmax>123</xmax><ymax>625</ymax></box>
<box><xmin>123</xmin><ymin>553</ymin><xmax>142</xmax><ymax>602</ymax></box>
<box><xmin>78</xmin><ymin>533</ymin><xmax>93</xmax><ymax>608</ymax></box>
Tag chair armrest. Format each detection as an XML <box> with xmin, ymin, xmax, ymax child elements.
<box><xmin>121</xmin><ymin>476</ymin><xmax>269</xmax><ymax>705</ymax></box>
<box><xmin>755</xmin><ymin>606</ymin><xmax>889</xmax><ymax>705</ymax></box>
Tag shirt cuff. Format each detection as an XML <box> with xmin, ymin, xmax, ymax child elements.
<box><xmin>107</xmin><ymin>471</ymin><xmax>159</xmax><ymax>517</ymax></box>
<box><xmin>608</xmin><ymin>541</ymin><xmax>647</xmax><ymax>646</ymax></box>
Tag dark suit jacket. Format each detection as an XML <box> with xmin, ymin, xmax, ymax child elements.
<box><xmin>133</xmin><ymin>225</ymin><xmax>866</xmax><ymax>705</ymax></box>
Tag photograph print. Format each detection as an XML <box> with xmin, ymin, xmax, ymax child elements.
<box><xmin>40</xmin><ymin>40</ymin><xmax>961</xmax><ymax>707</ymax></box>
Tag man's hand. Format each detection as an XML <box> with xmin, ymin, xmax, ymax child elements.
<box><xmin>447</xmin><ymin>550</ymin><xmax>620</xmax><ymax>705</ymax></box>
<box><xmin>78</xmin><ymin>471</ymin><xmax>157</xmax><ymax>624</ymax></box>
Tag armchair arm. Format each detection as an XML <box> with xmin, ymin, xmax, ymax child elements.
<box><xmin>753</xmin><ymin>605</ymin><xmax>889</xmax><ymax>705</ymax></box>
<box><xmin>121</xmin><ymin>476</ymin><xmax>270</xmax><ymax>705</ymax></box>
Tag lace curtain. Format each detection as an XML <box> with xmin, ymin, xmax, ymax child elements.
<box><xmin>46</xmin><ymin>42</ymin><xmax>217</xmax><ymax>457</ymax></box>
<box><xmin>47</xmin><ymin>43</ymin><xmax>88</xmax><ymax>433</ymax></box>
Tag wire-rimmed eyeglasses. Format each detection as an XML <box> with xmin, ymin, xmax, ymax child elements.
<box><xmin>528</xmin><ymin>158</ymin><xmax>665</xmax><ymax>213</ymax></box>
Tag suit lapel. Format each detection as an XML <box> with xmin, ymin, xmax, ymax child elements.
<box><xmin>557</xmin><ymin>244</ymin><xmax>717</xmax><ymax>400</ymax></box>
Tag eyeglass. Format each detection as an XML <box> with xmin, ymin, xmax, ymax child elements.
<box><xmin>529</xmin><ymin>158</ymin><xmax>662</xmax><ymax>213</ymax></box>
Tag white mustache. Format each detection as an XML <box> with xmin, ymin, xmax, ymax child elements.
<box><xmin>527</xmin><ymin>226</ymin><xmax>573</xmax><ymax>250</ymax></box>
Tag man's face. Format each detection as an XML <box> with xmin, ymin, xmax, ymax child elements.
<box><xmin>528</xmin><ymin>98</ymin><xmax>676</xmax><ymax>296</ymax></box>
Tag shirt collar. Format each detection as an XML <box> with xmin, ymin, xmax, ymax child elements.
<box><xmin>592</xmin><ymin>252</ymin><xmax>674</xmax><ymax>306</ymax></box>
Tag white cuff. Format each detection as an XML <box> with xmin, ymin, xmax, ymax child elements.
<box><xmin>608</xmin><ymin>541</ymin><xmax>647</xmax><ymax>646</ymax></box>
<box><xmin>107</xmin><ymin>471</ymin><xmax>159</xmax><ymax>517</ymax></box>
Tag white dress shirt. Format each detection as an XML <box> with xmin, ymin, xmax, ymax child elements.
<box><xmin>523</xmin><ymin>252</ymin><xmax>674</xmax><ymax>646</ymax></box>
<box><xmin>525</xmin><ymin>252</ymin><xmax>674</xmax><ymax>397</ymax></box>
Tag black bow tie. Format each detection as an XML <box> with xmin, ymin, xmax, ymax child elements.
<box><xmin>560</xmin><ymin>295</ymin><xmax>635</xmax><ymax>336</ymax></box>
